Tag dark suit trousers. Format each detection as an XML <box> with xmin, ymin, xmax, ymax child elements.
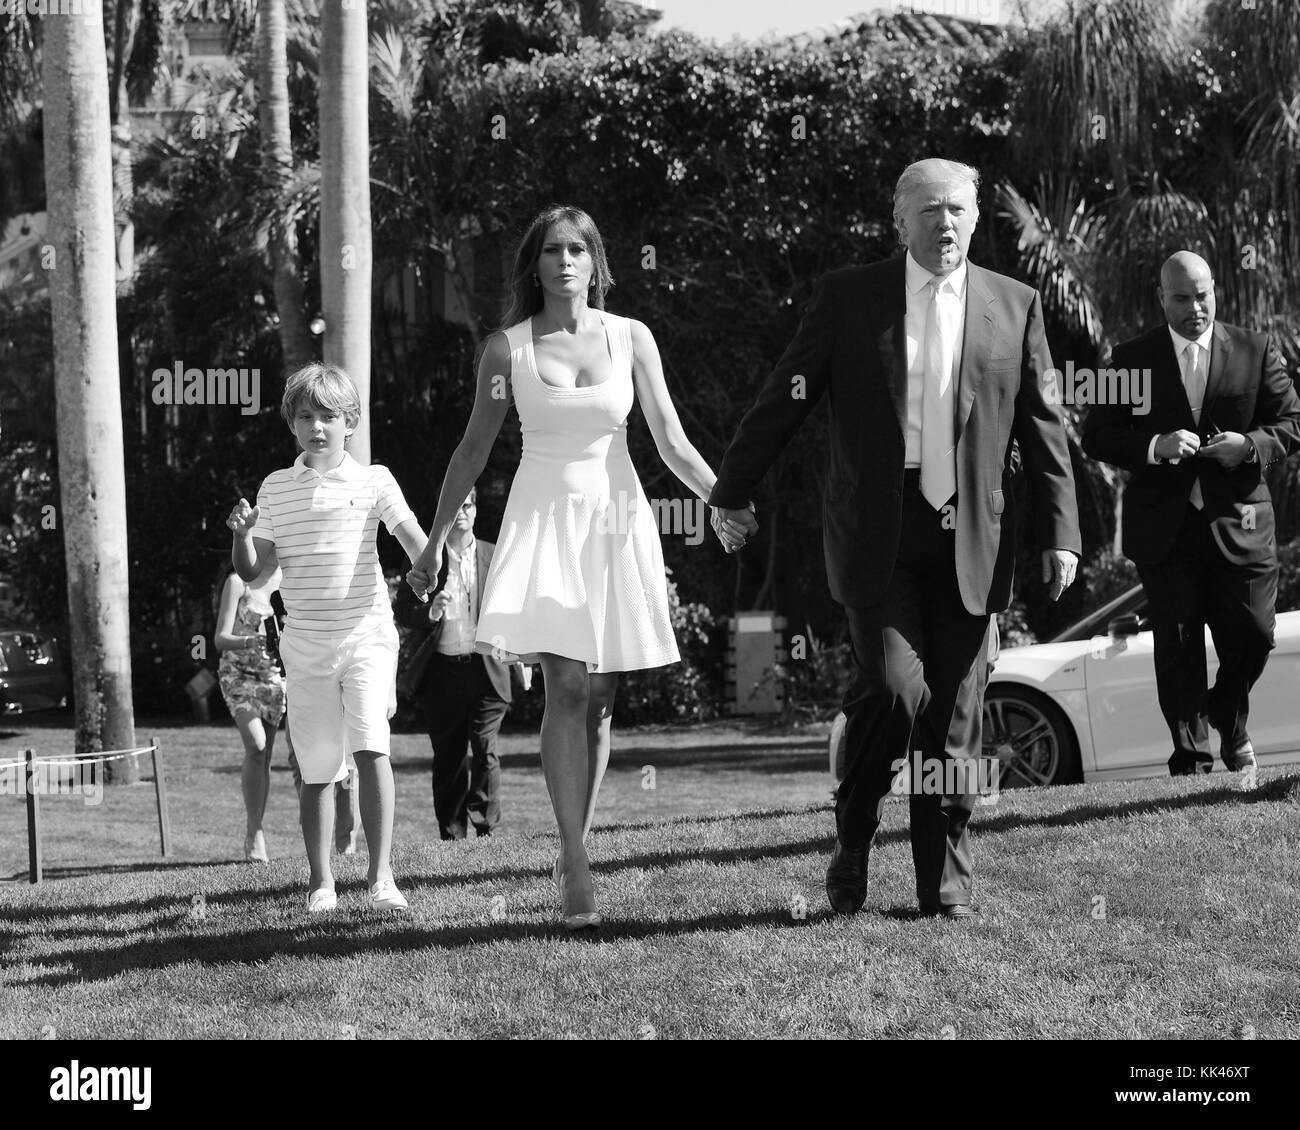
<box><xmin>1135</xmin><ymin>503</ymin><xmax>1276</xmax><ymax>772</ymax></box>
<box><xmin>420</xmin><ymin>653</ymin><xmax>510</xmax><ymax>839</ymax></box>
<box><xmin>836</xmin><ymin>480</ymin><xmax>993</xmax><ymax>908</ymax></box>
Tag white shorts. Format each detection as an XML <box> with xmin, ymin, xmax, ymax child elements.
<box><xmin>279</xmin><ymin>619</ymin><xmax>400</xmax><ymax>785</ymax></box>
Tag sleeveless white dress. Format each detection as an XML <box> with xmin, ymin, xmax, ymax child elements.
<box><xmin>474</xmin><ymin>312</ymin><xmax>681</xmax><ymax>673</ymax></box>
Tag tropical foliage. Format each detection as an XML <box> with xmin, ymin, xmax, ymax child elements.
<box><xmin>1</xmin><ymin>0</ymin><xmax>1298</xmax><ymax>717</ymax></box>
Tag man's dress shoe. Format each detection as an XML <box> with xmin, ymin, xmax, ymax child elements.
<box><xmin>825</xmin><ymin>840</ymin><xmax>869</xmax><ymax>915</ymax></box>
<box><xmin>1222</xmin><ymin>740</ymin><xmax>1257</xmax><ymax>773</ymax></box>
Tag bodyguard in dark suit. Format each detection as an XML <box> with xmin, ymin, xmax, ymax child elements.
<box><xmin>393</xmin><ymin>489</ymin><xmax>523</xmax><ymax>838</ymax></box>
<box><xmin>710</xmin><ymin>158</ymin><xmax>1081</xmax><ymax>917</ymax></box>
<box><xmin>1082</xmin><ymin>251</ymin><xmax>1300</xmax><ymax>776</ymax></box>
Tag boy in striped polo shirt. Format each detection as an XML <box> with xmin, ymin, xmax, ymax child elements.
<box><xmin>227</xmin><ymin>363</ymin><xmax>427</xmax><ymax>913</ymax></box>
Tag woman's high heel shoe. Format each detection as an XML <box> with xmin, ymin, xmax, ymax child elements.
<box><xmin>244</xmin><ymin>830</ymin><xmax>269</xmax><ymax>863</ymax></box>
<box><xmin>559</xmin><ymin>868</ymin><xmax>601</xmax><ymax>932</ymax></box>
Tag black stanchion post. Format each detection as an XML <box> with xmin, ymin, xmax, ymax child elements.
<box><xmin>24</xmin><ymin>748</ymin><xmax>41</xmax><ymax>885</ymax></box>
<box><xmin>152</xmin><ymin>738</ymin><xmax>171</xmax><ymax>857</ymax></box>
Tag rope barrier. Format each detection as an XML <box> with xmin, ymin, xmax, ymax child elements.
<box><xmin>12</xmin><ymin>739</ymin><xmax>171</xmax><ymax>883</ymax></box>
<box><xmin>0</xmin><ymin>746</ymin><xmax>156</xmax><ymax>771</ymax></box>
<box><xmin>24</xmin><ymin>747</ymin><xmax>156</xmax><ymax>768</ymax></box>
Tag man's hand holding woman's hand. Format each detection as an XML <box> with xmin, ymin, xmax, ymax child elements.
<box><xmin>711</xmin><ymin>503</ymin><xmax>758</xmax><ymax>554</ymax></box>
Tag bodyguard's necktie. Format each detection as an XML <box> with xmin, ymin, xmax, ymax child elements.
<box><xmin>1184</xmin><ymin>341</ymin><xmax>1205</xmax><ymax>510</ymax></box>
<box><xmin>1184</xmin><ymin>341</ymin><xmax>1205</xmax><ymax>426</ymax></box>
<box><xmin>921</xmin><ymin>278</ymin><xmax>957</xmax><ymax>509</ymax></box>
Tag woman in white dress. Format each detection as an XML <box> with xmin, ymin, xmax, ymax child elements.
<box><xmin>409</xmin><ymin>205</ymin><xmax>750</xmax><ymax>929</ymax></box>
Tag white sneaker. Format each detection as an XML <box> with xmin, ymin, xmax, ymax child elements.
<box><xmin>307</xmin><ymin>887</ymin><xmax>337</xmax><ymax>913</ymax></box>
<box><xmin>369</xmin><ymin>878</ymin><xmax>409</xmax><ymax>912</ymax></box>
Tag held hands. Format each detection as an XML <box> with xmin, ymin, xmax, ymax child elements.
<box><xmin>711</xmin><ymin>503</ymin><xmax>758</xmax><ymax>554</ymax></box>
<box><xmin>226</xmin><ymin>498</ymin><xmax>260</xmax><ymax>537</ymax></box>
<box><xmin>406</xmin><ymin>542</ymin><xmax>445</xmax><ymax>603</ymax></box>
<box><xmin>406</xmin><ymin>566</ymin><xmax>433</xmax><ymax>602</ymax></box>
<box><xmin>1197</xmin><ymin>430</ymin><xmax>1253</xmax><ymax>468</ymax></box>
<box><xmin>1042</xmin><ymin>549</ymin><xmax>1078</xmax><ymax>603</ymax></box>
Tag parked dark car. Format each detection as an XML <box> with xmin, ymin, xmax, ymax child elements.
<box><xmin>0</xmin><ymin>624</ymin><xmax>69</xmax><ymax>715</ymax></box>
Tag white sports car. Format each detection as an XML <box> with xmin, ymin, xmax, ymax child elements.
<box><xmin>828</xmin><ymin>587</ymin><xmax>1300</xmax><ymax>786</ymax></box>
<box><xmin>982</xmin><ymin>586</ymin><xmax>1300</xmax><ymax>785</ymax></box>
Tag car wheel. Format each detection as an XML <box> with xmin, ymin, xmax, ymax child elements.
<box><xmin>982</xmin><ymin>686</ymin><xmax>1081</xmax><ymax>788</ymax></box>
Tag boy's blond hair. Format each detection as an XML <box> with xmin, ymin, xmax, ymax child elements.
<box><xmin>280</xmin><ymin>362</ymin><xmax>362</xmax><ymax>430</ymax></box>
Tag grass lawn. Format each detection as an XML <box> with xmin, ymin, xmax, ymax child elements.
<box><xmin>1</xmin><ymin>714</ymin><xmax>1297</xmax><ymax>1041</ymax></box>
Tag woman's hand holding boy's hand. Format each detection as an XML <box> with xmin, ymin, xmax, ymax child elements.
<box><xmin>406</xmin><ymin>541</ymin><xmax>445</xmax><ymax>603</ymax></box>
<box><xmin>406</xmin><ymin>566</ymin><xmax>432</xmax><ymax>601</ymax></box>
<box><xmin>406</xmin><ymin>543</ymin><xmax>440</xmax><ymax>602</ymax></box>
<box><xmin>227</xmin><ymin>498</ymin><xmax>260</xmax><ymax>537</ymax></box>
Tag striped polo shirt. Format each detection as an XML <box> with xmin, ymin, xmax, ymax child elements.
<box><xmin>252</xmin><ymin>452</ymin><xmax>416</xmax><ymax>637</ymax></box>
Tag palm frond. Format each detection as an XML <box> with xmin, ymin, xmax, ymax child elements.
<box><xmin>370</xmin><ymin>24</ymin><xmax>425</xmax><ymax>124</ymax></box>
<box><xmin>1099</xmin><ymin>181</ymin><xmax>1213</xmax><ymax>338</ymax></box>
<box><xmin>995</xmin><ymin>178</ymin><xmax>1104</xmax><ymax>346</ymax></box>
<box><xmin>1017</xmin><ymin>0</ymin><xmax>1189</xmax><ymax>183</ymax></box>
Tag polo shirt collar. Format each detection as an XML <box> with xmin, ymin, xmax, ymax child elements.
<box><xmin>291</xmin><ymin>450</ymin><xmax>365</xmax><ymax>480</ymax></box>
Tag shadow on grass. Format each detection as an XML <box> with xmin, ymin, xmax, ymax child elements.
<box><xmin>0</xmin><ymin>832</ymin><xmax>840</xmax><ymax>933</ymax></box>
<box><xmin>0</xmin><ymin>866</ymin><xmax>304</xmax><ymax>923</ymax></box>
<box><xmin>7</xmin><ymin>775</ymin><xmax>1293</xmax><ymax>951</ymax></box>
<box><xmin>398</xmin><ymin>834</ymin><xmax>843</xmax><ymax>897</ymax></box>
<box><xmin>606</xmin><ymin>745</ymin><xmax>826</xmax><ymax>772</ymax></box>
<box><xmin>11</xmin><ymin>904</ymin><xmax>823</xmax><ymax>989</ymax></box>
<box><xmin>967</xmin><ymin>773</ymin><xmax>1298</xmax><ymax>836</ymax></box>
<box><xmin>389</xmin><ymin>743</ymin><xmax>829</xmax><ymax>777</ymax></box>
<box><xmin>594</xmin><ymin>803</ymin><xmax>833</xmax><ymax>834</ymax></box>
<box><xmin>3</xmin><ymin>860</ymin><xmax>235</xmax><ymax>883</ymax></box>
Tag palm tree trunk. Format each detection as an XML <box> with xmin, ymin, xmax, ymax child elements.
<box><xmin>43</xmin><ymin>4</ymin><xmax>138</xmax><ymax>777</ymax></box>
<box><xmin>257</xmin><ymin>0</ymin><xmax>313</xmax><ymax>371</ymax></box>
<box><xmin>109</xmin><ymin>0</ymin><xmax>138</xmax><ymax>284</ymax></box>
<box><xmin>320</xmin><ymin>0</ymin><xmax>372</xmax><ymax>464</ymax></box>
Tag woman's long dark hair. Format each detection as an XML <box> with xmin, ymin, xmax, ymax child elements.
<box><xmin>498</xmin><ymin>204</ymin><xmax>615</xmax><ymax>331</ymax></box>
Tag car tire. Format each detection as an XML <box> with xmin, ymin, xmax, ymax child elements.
<box><xmin>982</xmin><ymin>685</ymin><xmax>1082</xmax><ymax>788</ymax></box>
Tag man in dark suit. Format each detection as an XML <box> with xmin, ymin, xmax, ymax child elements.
<box><xmin>1082</xmin><ymin>251</ymin><xmax>1300</xmax><ymax>776</ymax></box>
<box><xmin>393</xmin><ymin>488</ymin><xmax>526</xmax><ymax>838</ymax></box>
<box><xmin>709</xmin><ymin>158</ymin><xmax>1081</xmax><ymax>917</ymax></box>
